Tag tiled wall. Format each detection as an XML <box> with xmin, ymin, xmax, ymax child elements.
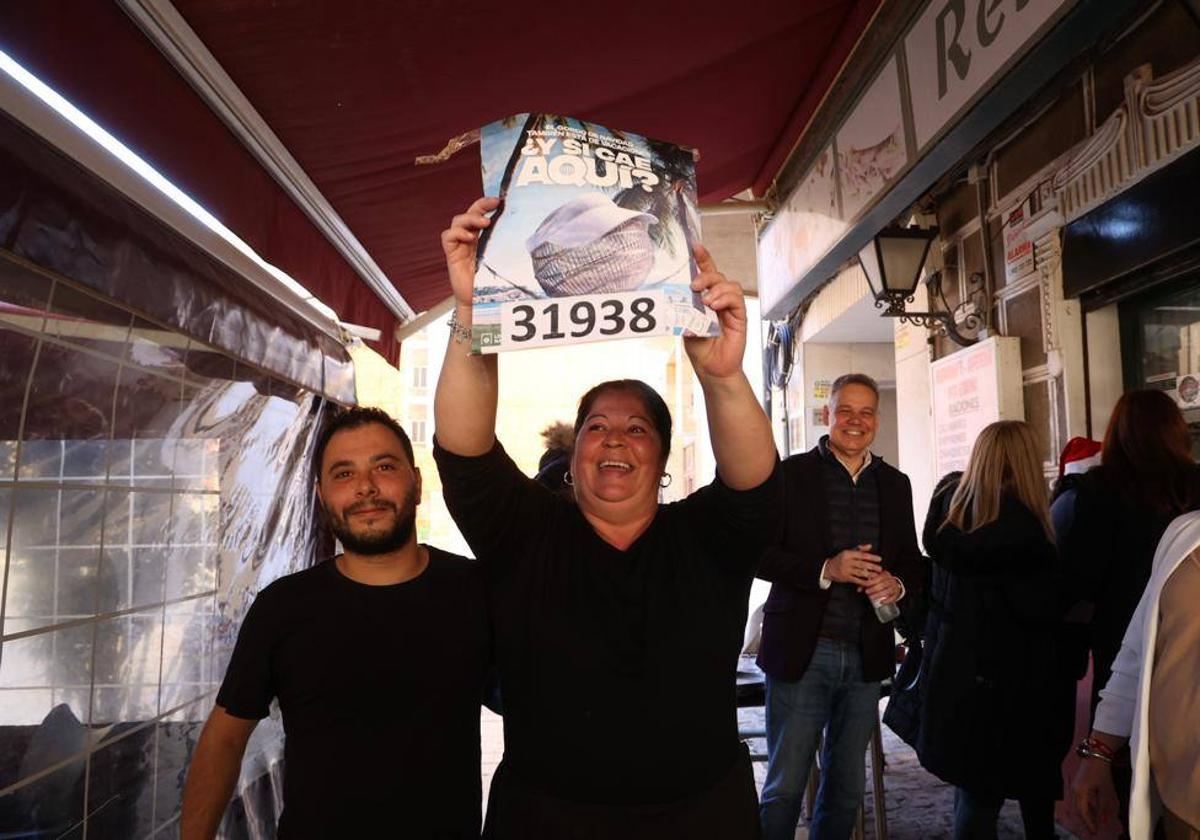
<box><xmin>0</xmin><ymin>252</ymin><xmax>328</xmax><ymax>838</ymax></box>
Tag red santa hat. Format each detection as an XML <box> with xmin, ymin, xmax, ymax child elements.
<box><xmin>1058</xmin><ymin>437</ymin><xmax>1102</xmax><ymax>477</ymax></box>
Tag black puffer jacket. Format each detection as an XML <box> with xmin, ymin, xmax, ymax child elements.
<box><xmin>1058</xmin><ymin>464</ymin><xmax>1200</xmax><ymax>713</ymax></box>
<box><xmin>916</xmin><ymin>481</ymin><xmax>1074</xmax><ymax>800</ymax></box>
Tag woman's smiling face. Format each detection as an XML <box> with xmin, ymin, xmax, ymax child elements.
<box><xmin>571</xmin><ymin>389</ymin><xmax>665</xmax><ymax>515</ymax></box>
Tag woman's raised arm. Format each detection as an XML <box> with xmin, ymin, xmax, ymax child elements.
<box><xmin>434</xmin><ymin>197</ymin><xmax>501</xmax><ymax>456</ymax></box>
<box><xmin>685</xmin><ymin>244</ymin><xmax>776</xmax><ymax>490</ymax></box>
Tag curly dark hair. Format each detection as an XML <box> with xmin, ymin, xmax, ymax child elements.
<box><xmin>312</xmin><ymin>406</ymin><xmax>414</xmax><ymax>482</ymax></box>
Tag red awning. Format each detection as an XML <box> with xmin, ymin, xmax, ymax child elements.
<box><xmin>0</xmin><ymin>0</ymin><xmax>879</xmax><ymax>361</ymax></box>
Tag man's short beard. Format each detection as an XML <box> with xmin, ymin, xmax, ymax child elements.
<box><xmin>326</xmin><ymin>485</ymin><xmax>418</xmax><ymax>556</ymax></box>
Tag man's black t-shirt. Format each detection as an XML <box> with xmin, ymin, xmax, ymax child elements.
<box><xmin>216</xmin><ymin>548</ymin><xmax>489</xmax><ymax>838</ymax></box>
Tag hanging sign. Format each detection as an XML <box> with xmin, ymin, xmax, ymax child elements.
<box><xmin>1003</xmin><ymin>198</ymin><xmax>1035</xmax><ymax>284</ymax></box>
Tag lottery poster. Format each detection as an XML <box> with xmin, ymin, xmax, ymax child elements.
<box><xmin>471</xmin><ymin>113</ymin><xmax>716</xmax><ymax>353</ymax></box>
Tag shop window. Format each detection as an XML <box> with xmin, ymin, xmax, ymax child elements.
<box><xmin>1120</xmin><ymin>277</ymin><xmax>1200</xmax><ymax>455</ymax></box>
<box><xmin>788</xmin><ymin>415</ymin><xmax>804</xmax><ymax>454</ymax></box>
<box><xmin>1003</xmin><ymin>286</ymin><xmax>1047</xmax><ymax>369</ymax></box>
<box><xmin>411</xmin><ymin>419</ymin><xmax>428</xmax><ymax>445</ymax></box>
<box><xmin>1022</xmin><ymin>379</ymin><xmax>1054</xmax><ymax>466</ymax></box>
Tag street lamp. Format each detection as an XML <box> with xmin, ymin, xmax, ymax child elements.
<box><xmin>858</xmin><ymin>226</ymin><xmax>981</xmax><ymax>346</ymax></box>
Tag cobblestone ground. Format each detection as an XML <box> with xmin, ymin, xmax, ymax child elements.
<box><xmin>739</xmin><ymin>703</ymin><xmax>1079</xmax><ymax>840</ymax></box>
<box><xmin>480</xmin><ymin>704</ymin><xmax>1079</xmax><ymax>838</ymax></box>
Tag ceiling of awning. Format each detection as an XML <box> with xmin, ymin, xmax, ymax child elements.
<box><xmin>0</xmin><ymin>0</ymin><xmax>881</xmax><ymax>361</ymax></box>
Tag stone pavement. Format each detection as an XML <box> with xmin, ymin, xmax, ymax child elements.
<box><xmin>739</xmin><ymin>703</ymin><xmax>1064</xmax><ymax>839</ymax></box>
<box><xmin>480</xmin><ymin>704</ymin><xmax>1081</xmax><ymax>838</ymax></box>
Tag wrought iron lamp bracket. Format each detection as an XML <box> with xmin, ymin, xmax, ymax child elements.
<box><xmin>872</xmin><ymin>272</ymin><xmax>985</xmax><ymax>346</ymax></box>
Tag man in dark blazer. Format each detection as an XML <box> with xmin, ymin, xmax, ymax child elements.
<box><xmin>757</xmin><ymin>373</ymin><xmax>922</xmax><ymax>840</ymax></box>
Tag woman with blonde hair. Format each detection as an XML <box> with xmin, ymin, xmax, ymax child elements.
<box><xmin>917</xmin><ymin>421</ymin><xmax>1073</xmax><ymax>839</ymax></box>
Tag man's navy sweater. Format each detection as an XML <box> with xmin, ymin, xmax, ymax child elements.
<box><xmin>816</xmin><ymin>438</ymin><xmax>880</xmax><ymax>641</ymax></box>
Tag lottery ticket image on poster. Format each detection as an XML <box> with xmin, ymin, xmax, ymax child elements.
<box><xmin>471</xmin><ymin>113</ymin><xmax>717</xmax><ymax>353</ymax></box>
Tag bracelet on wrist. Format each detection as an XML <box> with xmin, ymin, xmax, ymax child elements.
<box><xmin>1083</xmin><ymin>737</ymin><xmax>1116</xmax><ymax>758</ymax></box>
<box><xmin>1076</xmin><ymin>737</ymin><xmax>1115</xmax><ymax>763</ymax></box>
<box><xmin>1076</xmin><ymin>745</ymin><xmax>1113</xmax><ymax>763</ymax></box>
<box><xmin>447</xmin><ymin>313</ymin><xmax>472</xmax><ymax>344</ymax></box>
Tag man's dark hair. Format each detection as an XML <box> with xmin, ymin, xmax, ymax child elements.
<box><xmin>829</xmin><ymin>373</ymin><xmax>880</xmax><ymax>403</ymax></box>
<box><xmin>313</xmin><ymin>406</ymin><xmax>415</xmax><ymax>481</ymax></box>
<box><xmin>573</xmin><ymin>379</ymin><xmax>673</xmax><ymax>465</ymax></box>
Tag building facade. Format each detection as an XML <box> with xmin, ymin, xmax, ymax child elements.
<box><xmin>761</xmin><ymin>0</ymin><xmax>1200</xmax><ymax>523</ymax></box>
<box><xmin>757</xmin><ymin>2</ymin><xmax>1200</xmax><ymax>834</ymax></box>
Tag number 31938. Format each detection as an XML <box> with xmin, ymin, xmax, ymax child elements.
<box><xmin>501</xmin><ymin>292</ymin><xmax>664</xmax><ymax>348</ymax></box>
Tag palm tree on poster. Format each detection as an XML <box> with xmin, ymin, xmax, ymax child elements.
<box><xmin>613</xmin><ymin>138</ymin><xmax>699</xmax><ymax>277</ymax></box>
<box><xmin>474</xmin><ymin>112</ymin><xmax>545</xmax><ymax>267</ymax></box>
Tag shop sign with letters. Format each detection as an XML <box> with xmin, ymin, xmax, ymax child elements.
<box><xmin>905</xmin><ymin>0</ymin><xmax>1074</xmax><ymax>150</ymax></box>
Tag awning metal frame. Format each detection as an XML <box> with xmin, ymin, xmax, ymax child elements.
<box><xmin>0</xmin><ymin>49</ymin><xmax>348</xmax><ymax>345</ymax></box>
<box><xmin>119</xmin><ymin>0</ymin><xmax>417</xmax><ymax>324</ymax></box>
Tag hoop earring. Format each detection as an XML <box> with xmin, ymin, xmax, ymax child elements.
<box><xmin>563</xmin><ymin>471</ymin><xmax>574</xmax><ymax>487</ymax></box>
<box><xmin>659</xmin><ymin>472</ymin><xmax>672</xmax><ymax>488</ymax></box>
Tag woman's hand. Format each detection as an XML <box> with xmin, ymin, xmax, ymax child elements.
<box><xmin>434</xmin><ymin>198</ymin><xmax>501</xmax><ymax>457</ymax></box>
<box><xmin>1071</xmin><ymin>752</ymin><xmax>1118</xmax><ymax>834</ymax></box>
<box><xmin>684</xmin><ymin>244</ymin><xmax>747</xmax><ymax>380</ymax></box>
<box><xmin>440</xmin><ymin>196</ymin><xmax>500</xmax><ymax>309</ymax></box>
<box><xmin>685</xmin><ymin>242</ymin><xmax>774</xmax><ymax>490</ymax></box>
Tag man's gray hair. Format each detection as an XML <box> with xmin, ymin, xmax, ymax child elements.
<box><xmin>829</xmin><ymin>373</ymin><xmax>880</xmax><ymax>403</ymax></box>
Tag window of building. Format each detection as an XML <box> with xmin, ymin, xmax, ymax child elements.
<box><xmin>789</xmin><ymin>415</ymin><xmax>804</xmax><ymax>453</ymax></box>
<box><xmin>1120</xmin><ymin>274</ymin><xmax>1200</xmax><ymax>456</ymax></box>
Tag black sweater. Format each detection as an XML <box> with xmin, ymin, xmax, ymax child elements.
<box><xmin>434</xmin><ymin>439</ymin><xmax>782</xmax><ymax>808</ymax></box>
<box><xmin>1058</xmin><ymin>464</ymin><xmax>1200</xmax><ymax>712</ymax></box>
<box><xmin>815</xmin><ymin>439</ymin><xmax>881</xmax><ymax>641</ymax></box>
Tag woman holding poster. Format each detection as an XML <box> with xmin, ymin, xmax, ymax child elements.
<box><xmin>433</xmin><ymin>197</ymin><xmax>781</xmax><ymax>838</ymax></box>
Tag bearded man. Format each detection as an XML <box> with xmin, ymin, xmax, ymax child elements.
<box><xmin>180</xmin><ymin>407</ymin><xmax>490</xmax><ymax>839</ymax></box>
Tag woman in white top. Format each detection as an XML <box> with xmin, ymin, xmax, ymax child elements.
<box><xmin>1071</xmin><ymin>510</ymin><xmax>1200</xmax><ymax>839</ymax></box>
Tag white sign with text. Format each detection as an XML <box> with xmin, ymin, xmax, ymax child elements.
<box><xmin>930</xmin><ymin>336</ymin><xmax>1024</xmax><ymax>477</ymax></box>
<box><xmin>1003</xmin><ymin>198</ymin><xmax>1035</xmax><ymax>285</ymax></box>
<box><xmin>495</xmin><ymin>289</ymin><xmax>676</xmax><ymax>351</ymax></box>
